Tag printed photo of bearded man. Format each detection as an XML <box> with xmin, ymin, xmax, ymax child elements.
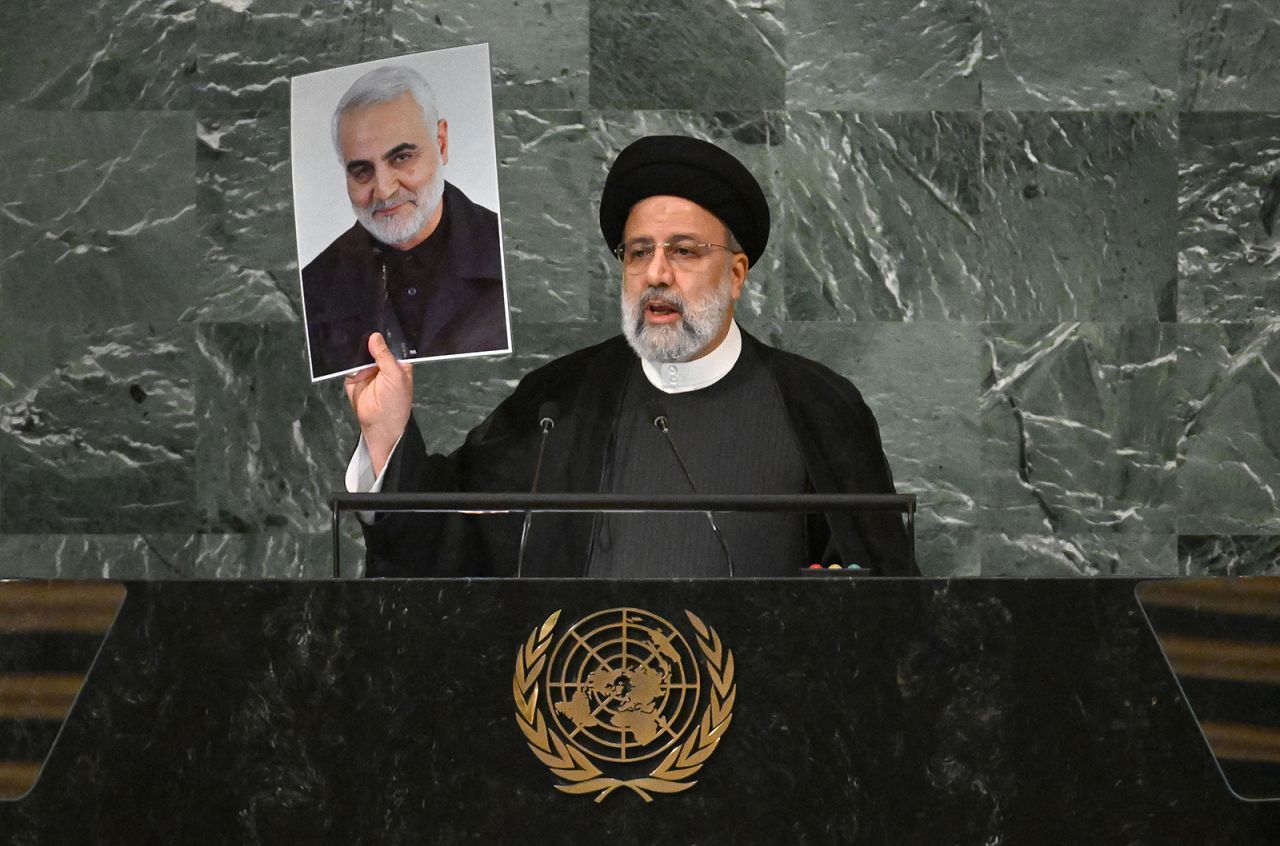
<box><xmin>301</xmin><ymin>64</ymin><xmax>509</xmax><ymax>381</ymax></box>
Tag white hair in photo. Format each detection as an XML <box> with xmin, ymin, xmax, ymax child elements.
<box><xmin>329</xmin><ymin>65</ymin><xmax>442</xmax><ymax>163</ymax></box>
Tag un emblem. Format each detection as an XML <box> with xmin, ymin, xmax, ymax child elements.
<box><xmin>513</xmin><ymin>608</ymin><xmax>736</xmax><ymax>802</ymax></box>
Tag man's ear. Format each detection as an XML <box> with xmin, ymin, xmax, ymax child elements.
<box><xmin>729</xmin><ymin>251</ymin><xmax>748</xmax><ymax>302</ymax></box>
<box><xmin>437</xmin><ymin>119</ymin><xmax>449</xmax><ymax>165</ymax></box>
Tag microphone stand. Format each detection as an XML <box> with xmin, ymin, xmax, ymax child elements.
<box><xmin>652</xmin><ymin>414</ymin><xmax>736</xmax><ymax>578</ymax></box>
<box><xmin>515</xmin><ymin>414</ymin><xmax>555</xmax><ymax>577</ymax></box>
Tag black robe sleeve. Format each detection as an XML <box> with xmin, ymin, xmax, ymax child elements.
<box><xmin>763</xmin><ymin>344</ymin><xmax>917</xmax><ymax>577</ymax></box>
<box><xmin>360</xmin><ymin>338</ymin><xmax>628</xmax><ymax>578</ymax></box>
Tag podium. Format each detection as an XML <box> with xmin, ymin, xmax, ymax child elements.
<box><xmin>1</xmin><ymin>578</ymin><xmax>1277</xmax><ymax>844</ymax></box>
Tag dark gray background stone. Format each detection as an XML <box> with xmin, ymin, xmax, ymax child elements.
<box><xmin>1</xmin><ymin>0</ymin><xmax>1277</xmax><ymax>577</ymax></box>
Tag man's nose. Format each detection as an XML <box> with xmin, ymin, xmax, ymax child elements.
<box><xmin>373</xmin><ymin>165</ymin><xmax>399</xmax><ymax>200</ymax></box>
<box><xmin>643</xmin><ymin>245</ymin><xmax>674</xmax><ymax>285</ymax></box>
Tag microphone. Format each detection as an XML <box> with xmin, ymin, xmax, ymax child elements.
<box><xmin>648</xmin><ymin>405</ymin><xmax>736</xmax><ymax>577</ymax></box>
<box><xmin>516</xmin><ymin>401</ymin><xmax>559</xmax><ymax>577</ymax></box>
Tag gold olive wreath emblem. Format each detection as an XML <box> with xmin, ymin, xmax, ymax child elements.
<box><xmin>513</xmin><ymin>608</ymin><xmax>736</xmax><ymax>803</ymax></box>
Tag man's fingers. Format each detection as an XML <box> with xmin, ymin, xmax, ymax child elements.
<box><xmin>342</xmin><ymin>377</ymin><xmax>362</xmax><ymax>408</ymax></box>
<box><xmin>344</xmin><ymin>362</ymin><xmax>379</xmax><ymax>389</ymax></box>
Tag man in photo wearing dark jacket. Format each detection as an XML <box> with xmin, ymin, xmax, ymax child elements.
<box><xmin>345</xmin><ymin>135</ymin><xmax>914</xmax><ymax>578</ymax></box>
<box><xmin>302</xmin><ymin>64</ymin><xmax>508</xmax><ymax>380</ymax></box>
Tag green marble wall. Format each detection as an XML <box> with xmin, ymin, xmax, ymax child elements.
<box><xmin>1</xmin><ymin>0</ymin><xmax>1277</xmax><ymax>577</ymax></box>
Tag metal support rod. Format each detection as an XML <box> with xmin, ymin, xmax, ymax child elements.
<box><xmin>332</xmin><ymin>501</ymin><xmax>341</xmax><ymax>579</ymax></box>
<box><xmin>332</xmin><ymin>491</ymin><xmax>916</xmax><ymax>513</ymax></box>
<box><xmin>907</xmin><ymin>502</ymin><xmax>916</xmax><ymax>575</ymax></box>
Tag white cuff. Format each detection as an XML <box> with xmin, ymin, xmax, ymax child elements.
<box><xmin>346</xmin><ymin>434</ymin><xmax>400</xmax><ymax>523</ymax></box>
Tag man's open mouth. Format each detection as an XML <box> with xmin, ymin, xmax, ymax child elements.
<box><xmin>645</xmin><ymin>301</ymin><xmax>682</xmax><ymax>318</ymax></box>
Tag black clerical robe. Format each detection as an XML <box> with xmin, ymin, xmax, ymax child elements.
<box><xmin>362</xmin><ymin>329</ymin><xmax>914</xmax><ymax>577</ymax></box>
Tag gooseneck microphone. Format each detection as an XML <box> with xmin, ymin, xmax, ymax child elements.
<box><xmin>649</xmin><ymin>406</ymin><xmax>736</xmax><ymax>577</ymax></box>
<box><xmin>516</xmin><ymin>401</ymin><xmax>559</xmax><ymax>577</ymax></box>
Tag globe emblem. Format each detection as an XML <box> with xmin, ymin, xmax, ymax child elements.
<box><xmin>545</xmin><ymin>608</ymin><xmax>701</xmax><ymax>763</ymax></box>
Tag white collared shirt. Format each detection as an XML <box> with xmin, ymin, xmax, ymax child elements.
<box><xmin>346</xmin><ymin>322</ymin><xmax>743</xmax><ymax>497</ymax></box>
<box><xmin>638</xmin><ymin>320</ymin><xmax>742</xmax><ymax>394</ymax></box>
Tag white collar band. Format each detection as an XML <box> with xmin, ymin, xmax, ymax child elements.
<box><xmin>640</xmin><ymin>321</ymin><xmax>742</xmax><ymax>394</ymax></box>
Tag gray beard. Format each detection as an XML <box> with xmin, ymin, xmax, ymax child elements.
<box><xmin>621</xmin><ymin>280</ymin><xmax>733</xmax><ymax>363</ymax></box>
<box><xmin>353</xmin><ymin>168</ymin><xmax>445</xmax><ymax>246</ymax></box>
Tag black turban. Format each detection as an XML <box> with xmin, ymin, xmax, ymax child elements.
<box><xmin>599</xmin><ymin>135</ymin><xmax>770</xmax><ymax>267</ymax></box>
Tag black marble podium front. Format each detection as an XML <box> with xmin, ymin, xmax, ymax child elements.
<box><xmin>1</xmin><ymin>579</ymin><xmax>1276</xmax><ymax>845</ymax></box>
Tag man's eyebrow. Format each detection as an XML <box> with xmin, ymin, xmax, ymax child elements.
<box><xmin>344</xmin><ymin>143</ymin><xmax>419</xmax><ymax>175</ymax></box>
<box><xmin>382</xmin><ymin>142</ymin><xmax>418</xmax><ymax>160</ymax></box>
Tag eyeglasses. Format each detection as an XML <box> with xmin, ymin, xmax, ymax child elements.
<box><xmin>612</xmin><ymin>238</ymin><xmax>739</xmax><ymax>271</ymax></box>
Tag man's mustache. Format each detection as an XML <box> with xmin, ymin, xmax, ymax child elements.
<box><xmin>369</xmin><ymin>191</ymin><xmax>418</xmax><ymax>213</ymax></box>
<box><xmin>638</xmin><ymin>287</ymin><xmax>685</xmax><ymax>313</ymax></box>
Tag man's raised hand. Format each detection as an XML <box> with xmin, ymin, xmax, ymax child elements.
<box><xmin>344</xmin><ymin>332</ymin><xmax>413</xmax><ymax>476</ymax></box>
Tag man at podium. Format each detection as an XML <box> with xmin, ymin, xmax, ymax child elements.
<box><xmin>343</xmin><ymin>135</ymin><xmax>914</xmax><ymax>578</ymax></box>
